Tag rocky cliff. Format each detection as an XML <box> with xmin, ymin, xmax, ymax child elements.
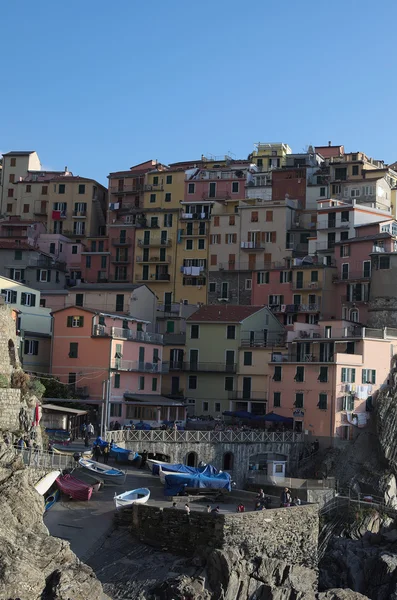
<box><xmin>0</xmin><ymin>299</ymin><xmax>106</xmax><ymax>600</ymax></box>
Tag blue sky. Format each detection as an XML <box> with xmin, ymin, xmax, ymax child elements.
<box><xmin>1</xmin><ymin>1</ymin><xmax>396</xmax><ymax>185</ymax></box>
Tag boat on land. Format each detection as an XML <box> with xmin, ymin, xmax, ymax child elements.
<box><xmin>34</xmin><ymin>470</ymin><xmax>61</xmax><ymax>496</ymax></box>
<box><xmin>79</xmin><ymin>458</ymin><xmax>126</xmax><ymax>485</ymax></box>
<box><xmin>52</xmin><ymin>444</ymin><xmax>92</xmax><ymax>457</ymax></box>
<box><xmin>56</xmin><ymin>473</ymin><xmax>93</xmax><ymax>501</ymax></box>
<box><xmin>45</xmin><ymin>489</ymin><xmax>60</xmax><ymax>511</ymax></box>
<box><xmin>109</xmin><ymin>444</ymin><xmax>138</xmax><ymax>462</ymax></box>
<box><xmin>147</xmin><ymin>458</ymin><xmax>170</xmax><ymax>475</ymax></box>
<box><xmin>114</xmin><ymin>487</ymin><xmax>150</xmax><ymax>509</ymax></box>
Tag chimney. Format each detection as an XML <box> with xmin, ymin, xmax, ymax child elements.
<box><xmin>328</xmin><ymin>141</ymin><xmax>331</xmax><ymax>147</ymax></box>
<box><xmin>65</xmin><ymin>166</ymin><xmax>68</xmax><ymax>172</ymax></box>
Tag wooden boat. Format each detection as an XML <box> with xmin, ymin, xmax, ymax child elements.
<box><xmin>56</xmin><ymin>473</ymin><xmax>93</xmax><ymax>501</ymax></box>
<box><xmin>79</xmin><ymin>458</ymin><xmax>126</xmax><ymax>485</ymax></box>
<box><xmin>147</xmin><ymin>458</ymin><xmax>170</xmax><ymax>474</ymax></box>
<box><xmin>34</xmin><ymin>470</ymin><xmax>61</xmax><ymax>496</ymax></box>
<box><xmin>109</xmin><ymin>444</ymin><xmax>138</xmax><ymax>462</ymax></box>
<box><xmin>114</xmin><ymin>487</ymin><xmax>150</xmax><ymax>509</ymax></box>
<box><xmin>52</xmin><ymin>444</ymin><xmax>92</xmax><ymax>457</ymax></box>
<box><xmin>45</xmin><ymin>489</ymin><xmax>60</xmax><ymax>511</ymax></box>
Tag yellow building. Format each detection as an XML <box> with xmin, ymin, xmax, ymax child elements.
<box><xmin>249</xmin><ymin>142</ymin><xmax>292</xmax><ymax>171</ymax></box>
<box><xmin>133</xmin><ymin>168</ymin><xmax>184</xmax><ymax>304</ymax></box>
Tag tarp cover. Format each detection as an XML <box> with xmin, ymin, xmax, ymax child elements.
<box><xmin>56</xmin><ymin>474</ymin><xmax>93</xmax><ymax>501</ymax></box>
<box><xmin>109</xmin><ymin>444</ymin><xmax>138</xmax><ymax>462</ymax></box>
<box><xmin>163</xmin><ymin>471</ymin><xmax>231</xmax><ymax>496</ymax></box>
<box><xmin>94</xmin><ymin>436</ymin><xmax>108</xmax><ymax>448</ymax></box>
<box><xmin>161</xmin><ymin>463</ymin><xmax>219</xmax><ymax>476</ymax></box>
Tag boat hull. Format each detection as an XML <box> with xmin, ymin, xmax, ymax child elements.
<box><xmin>147</xmin><ymin>459</ymin><xmax>170</xmax><ymax>475</ymax></box>
<box><xmin>79</xmin><ymin>458</ymin><xmax>126</xmax><ymax>485</ymax></box>
<box><xmin>35</xmin><ymin>470</ymin><xmax>61</xmax><ymax>496</ymax></box>
<box><xmin>56</xmin><ymin>474</ymin><xmax>93</xmax><ymax>501</ymax></box>
<box><xmin>45</xmin><ymin>489</ymin><xmax>60</xmax><ymax>511</ymax></box>
<box><xmin>114</xmin><ymin>487</ymin><xmax>150</xmax><ymax>509</ymax></box>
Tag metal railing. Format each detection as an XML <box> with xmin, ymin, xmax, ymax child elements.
<box><xmin>105</xmin><ymin>430</ymin><xmax>304</xmax><ymax>444</ymax></box>
<box><xmin>111</xmin><ymin>237</ymin><xmax>132</xmax><ymax>246</ymax></box>
<box><xmin>17</xmin><ymin>447</ymin><xmax>76</xmax><ymax>470</ymax></box>
<box><xmin>111</xmin><ymin>359</ymin><xmax>169</xmax><ymax>373</ymax></box>
<box><xmin>109</xmin><ymin>184</ymin><xmax>144</xmax><ymax>194</ymax></box>
<box><xmin>183</xmin><ymin>362</ymin><xmax>237</xmax><ymax>373</ymax></box>
<box><xmin>228</xmin><ymin>391</ymin><xmax>267</xmax><ymax>401</ymax></box>
<box><xmin>111</xmin><ymin>327</ymin><xmax>163</xmax><ymax>344</ymax></box>
<box><xmin>137</xmin><ymin>238</ymin><xmax>172</xmax><ymax>247</ymax></box>
<box><xmin>333</xmin><ymin>271</ymin><xmax>371</xmax><ymax>282</ymax></box>
<box><xmin>136</xmin><ymin>255</ymin><xmax>171</xmax><ymax>263</ymax></box>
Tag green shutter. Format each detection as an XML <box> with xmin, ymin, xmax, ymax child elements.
<box><xmin>152</xmin><ymin>378</ymin><xmax>158</xmax><ymax>391</ymax></box>
<box><xmin>47</xmin><ymin>270</ymin><xmax>51</xmax><ymax>282</ymax></box>
<box><xmin>36</xmin><ymin>270</ymin><xmax>40</xmax><ymax>281</ymax></box>
<box><xmin>31</xmin><ymin>294</ymin><xmax>36</xmax><ymax>307</ymax></box>
<box><xmin>21</xmin><ymin>292</ymin><xmax>26</xmax><ymax>305</ymax></box>
<box><xmin>79</xmin><ymin>316</ymin><xmax>84</xmax><ymax>327</ymax></box>
<box><xmin>114</xmin><ymin>374</ymin><xmax>120</xmax><ymax>389</ymax></box>
<box><xmin>67</xmin><ymin>316</ymin><xmax>73</xmax><ymax>327</ymax></box>
<box><xmin>351</xmin><ymin>369</ymin><xmax>355</xmax><ymax>383</ymax></box>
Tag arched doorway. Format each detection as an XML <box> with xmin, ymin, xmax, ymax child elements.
<box><xmin>8</xmin><ymin>340</ymin><xmax>16</xmax><ymax>368</ymax></box>
<box><xmin>223</xmin><ymin>452</ymin><xmax>234</xmax><ymax>471</ymax></box>
<box><xmin>186</xmin><ymin>451</ymin><xmax>198</xmax><ymax>467</ymax></box>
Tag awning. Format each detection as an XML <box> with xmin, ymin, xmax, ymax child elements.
<box><xmin>123</xmin><ymin>393</ymin><xmax>186</xmax><ymax>407</ymax></box>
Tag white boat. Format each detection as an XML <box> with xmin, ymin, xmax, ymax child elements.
<box><xmin>34</xmin><ymin>470</ymin><xmax>61</xmax><ymax>496</ymax></box>
<box><xmin>147</xmin><ymin>458</ymin><xmax>170</xmax><ymax>474</ymax></box>
<box><xmin>114</xmin><ymin>487</ymin><xmax>150</xmax><ymax>509</ymax></box>
<box><xmin>79</xmin><ymin>458</ymin><xmax>126</xmax><ymax>485</ymax></box>
<box><xmin>159</xmin><ymin>468</ymin><xmax>176</xmax><ymax>484</ymax></box>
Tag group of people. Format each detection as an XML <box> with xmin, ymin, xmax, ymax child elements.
<box><xmin>80</xmin><ymin>422</ymin><xmax>95</xmax><ymax>447</ymax></box>
<box><xmin>92</xmin><ymin>442</ymin><xmax>110</xmax><ymax>463</ymax></box>
<box><xmin>280</xmin><ymin>487</ymin><xmax>301</xmax><ymax>508</ymax></box>
<box><xmin>171</xmin><ymin>502</ymin><xmax>221</xmax><ymax>515</ymax></box>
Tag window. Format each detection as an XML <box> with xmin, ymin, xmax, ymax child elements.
<box><xmin>232</xmin><ymin>181</ymin><xmax>239</xmax><ymax>193</ymax></box>
<box><xmin>362</xmin><ymin>261</ymin><xmax>371</xmax><ymax>278</ymax></box>
<box><xmin>245</xmin><ymin>278</ymin><xmax>252</xmax><ymax>290</ymax></box>
<box><xmin>138</xmin><ymin>376</ymin><xmax>145</xmax><ymax>390</ymax></box>
<box><xmin>186</xmin><ymin>239</ymin><xmax>193</xmax><ymax>250</ymax></box>
<box><xmin>6</xmin><ymin>204</ymin><xmax>12</xmax><ymax>212</ymax></box>
<box><xmin>273</xmin><ymin>392</ymin><xmax>281</xmax><ymax>407</ymax></box>
<box><xmin>332</xmin><ymin>184</ymin><xmax>341</xmax><ymax>195</ymax></box>
<box><xmin>341</xmin><ymin>211</ymin><xmax>349</xmax><ymax>223</ymax></box>
<box><xmin>152</xmin><ymin>377</ymin><xmax>158</xmax><ymax>391</ymax></box>
<box><xmin>318</xmin><ymin>394</ymin><xmax>327</xmax><ymax>410</ymax></box>
<box><xmin>49</xmin><ymin>243</ymin><xmax>56</xmax><ymax>254</ymax></box>
<box><xmin>67</xmin><ymin>315</ymin><xmax>84</xmax><ymax>328</ymax></box>
<box><xmin>75</xmin><ymin>293</ymin><xmax>84</xmax><ymax>307</ymax></box>
<box><xmin>311</xmin><ymin>271</ymin><xmax>318</xmax><ymax>282</ymax></box>
<box><xmin>10</xmin><ymin>158</ymin><xmax>16</xmax><ymax>167</ymax></box>
<box><xmin>320</xmin><ymin>187</ymin><xmax>326</xmax><ymax>197</ymax></box>
<box><xmin>23</xmin><ymin>204</ymin><xmax>29</xmax><ymax>213</ymax></box>
<box><xmin>188</xmin><ymin>375</ymin><xmax>197</xmax><ymax>389</ymax></box>
<box><xmin>224</xmin><ymin>376</ymin><xmax>234</xmax><ymax>391</ymax></box>
<box><xmin>279</xmin><ymin>270</ymin><xmax>292</xmax><ymax>283</ymax></box>
<box><xmin>340</xmin><ymin>245</ymin><xmax>350</xmax><ymax>257</ymax></box>
<box><xmin>362</xmin><ymin>369</ymin><xmax>376</xmax><ymax>384</ymax></box>
<box><xmin>86</xmin><ymin>256</ymin><xmax>91</xmax><ymax>268</ymax></box>
<box><xmin>59</xmin><ymin>184</ymin><xmax>65</xmax><ymax>194</ymax></box>
<box><xmin>251</xmin><ymin>211</ymin><xmax>258</xmax><ymax>222</ymax></box>
<box><xmin>257</xmin><ymin>271</ymin><xmax>269</xmax><ymax>284</ymax></box>
<box><xmin>153</xmin><ymin>176</ymin><xmax>159</xmax><ymax>185</ymax></box>
<box><xmin>77</xmin><ymin>184</ymin><xmax>86</xmax><ymax>194</ymax></box>
<box><xmin>273</xmin><ymin>366</ymin><xmax>282</xmax><ymax>381</ymax></box>
<box><xmin>203</xmin><ymin>401</ymin><xmax>209</xmax><ymax>412</ymax></box>
<box><xmin>213</xmin><ymin>216</ymin><xmax>220</xmax><ymax>227</ymax></box>
<box><xmin>190</xmin><ymin>324</ymin><xmax>199</xmax><ymax>339</ymax></box>
<box><xmin>198</xmin><ymin>239</ymin><xmax>205</xmax><ymax>250</ymax></box>
<box><xmin>101</xmin><ymin>256</ymin><xmax>107</xmax><ymax>269</ymax></box>
<box><xmin>342</xmin><ymin>395</ymin><xmax>355</xmax><ymax>411</ymax></box>
<box><xmin>69</xmin><ymin>343</ymin><xmax>78</xmax><ymax>358</ymax></box>
<box><xmin>229</xmin><ymin>215</ymin><xmax>235</xmax><ymax>226</ymax></box>
<box><xmin>110</xmin><ymin>403</ymin><xmax>122</xmax><ymax>417</ymax></box>
<box><xmin>294</xmin><ymin>393</ymin><xmax>304</xmax><ymax>408</ymax></box>
<box><xmin>188</xmin><ymin>183</ymin><xmax>195</xmax><ymax>194</ymax></box>
<box><xmin>165</xmin><ymin>193</ymin><xmax>172</xmax><ymax>202</ymax></box>
<box><xmin>340</xmin><ymin>231</ymin><xmax>349</xmax><ymax>241</ymax></box>
<box><xmin>72</xmin><ymin>245</ymin><xmax>78</xmax><ymax>254</ymax></box>
<box><xmin>20</xmin><ymin>292</ymin><xmax>36</xmax><ymax>307</ymax></box>
<box><xmin>14</xmin><ymin>250</ymin><xmax>22</xmax><ymax>260</ymax></box>
<box><xmin>352</xmin><ymin>165</ymin><xmax>359</xmax><ymax>176</ymax></box>
<box><xmin>1</xmin><ymin>290</ymin><xmax>17</xmax><ymax>304</ymax></box>
<box><xmin>379</xmin><ymin>256</ymin><xmax>390</xmax><ymax>269</ymax></box>
<box><xmin>341</xmin><ymin>263</ymin><xmax>349</xmax><ymax>280</ymax></box>
<box><xmin>318</xmin><ymin>366</ymin><xmax>328</xmax><ymax>383</ymax></box>
<box><xmin>335</xmin><ymin>167</ymin><xmax>347</xmax><ymax>180</ymax></box>
<box><xmin>166</xmin><ymin>175</ymin><xmax>173</xmax><ymax>184</ymax></box>
<box><xmin>150</xmin><ymin>194</ymin><xmax>156</xmax><ymax>203</ymax></box>
<box><xmin>164</xmin><ymin>213</ymin><xmax>173</xmax><ymax>227</ymax></box>
<box><xmin>350</xmin><ymin>188</ymin><xmax>360</xmax><ymax>198</ymax></box>
<box><xmin>210</xmin><ymin>254</ymin><xmax>217</xmax><ymax>266</ymax></box>
<box><xmin>8</xmin><ymin>188</ymin><xmax>14</xmax><ymax>197</ymax></box>
<box><xmin>209</xmin><ymin>182</ymin><xmax>216</xmax><ymax>197</ymax></box>
<box><xmin>244</xmin><ymin>352</ymin><xmax>252</xmax><ymax>366</ymax></box>
<box><xmin>266</xmin><ymin>210</ymin><xmax>273</xmax><ymax>222</ymax></box>
<box><xmin>341</xmin><ymin>367</ymin><xmax>356</xmax><ymax>383</ymax></box>
<box><xmin>42</xmin><ymin>185</ymin><xmax>48</xmax><ymax>195</ymax></box>
<box><xmin>209</xmin><ymin>282</ymin><xmax>216</xmax><ymax>293</ymax></box>
<box><xmin>227</xmin><ymin>325</ymin><xmax>236</xmax><ymax>339</ymax></box>
<box><xmin>116</xmin><ymin>294</ymin><xmax>124</xmax><ymax>312</ymax></box>
<box><xmin>38</xmin><ymin>270</ymin><xmax>50</xmax><ymax>282</ymax></box>
<box><xmin>210</xmin><ymin>234</ymin><xmax>221</xmax><ymax>244</ymax></box>
<box><xmin>294</xmin><ymin>366</ymin><xmax>304</xmax><ymax>382</ymax></box>
<box><xmin>225</xmin><ymin>233</ymin><xmax>236</xmax><ymax>244</ymax></box>
<box><xmin>215</xmin><ymin>402</ymin><xmax>221</xmax><ymax>413</ymax></box>
<box><xmin>24</xmin><ymin>340</ymin><xmax>39</xmax><ymax>355</ymax></box>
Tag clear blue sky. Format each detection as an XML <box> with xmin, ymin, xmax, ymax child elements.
<box><xmin>1</xmin><ymin>1</ymin><xmax>396</xmax><ymax>185</ymax></box>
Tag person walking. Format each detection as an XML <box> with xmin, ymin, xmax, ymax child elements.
<box><xmin>93</xmin><ymin>444</ymin><xmax>101</xmax><ymax>462</ymax></box>
<box><xmin>185</xmin><ymin>503</ymin><xmax>190</xmax><ymax>515</ymax></box>
<box><xmin>84</xmin><ymin>433</ymin><xmax>89</xmax><ymax>448</ymax></box>
<box><xmin>103</xmin><ymin>444</ymin><xmax>110</xmax><ymax>464</ymax></box>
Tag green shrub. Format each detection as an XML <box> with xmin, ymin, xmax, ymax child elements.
<box><xmin>0</xmin><ymin>374</ymin><xmax>9</xmax><ymax>388</ymax></box>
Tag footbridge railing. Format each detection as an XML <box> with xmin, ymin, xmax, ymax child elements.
<box><xmin>105</xmin><ymin>430</ymin><xmax>304</xmax><ymax>444</ymax></box>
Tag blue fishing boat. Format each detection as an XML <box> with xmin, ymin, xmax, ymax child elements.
<box><xmin>114</xmin><ymin>487</ymin><xmax>150</xmax><ymax>509</ymax></box>
<box><xmin>79</xmin><ymin>458</ymin><xmax>126</xmax><ymax>485</ymax></box>
<box><xmin>109</xmin><ymin>444</ymin><xmax>138</xmax><ymax>463</ymax></box>
<box><xmin>45</xmin><ymin>489</ymin><xmax>60</xmax><ymax>511</ymax></box>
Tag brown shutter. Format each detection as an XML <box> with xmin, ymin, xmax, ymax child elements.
<box><xmin>210</xmin><ymin>254</ymin><xmax>217</xmax><ymax>266</ymax></box>
<box><xmin>271</xmin><ymin>231</ymin><xmax>277</xmax><ymax>243</ymax></box>
<box><xmin>263</xmin><ymin>253</ymin><xmax>272</xmax><ymax>267</ymax></box>
<box><xmin>261</xmin><ymin>231</ymin><xmax>266</xmax><ymax>242</ymax></box>
<box><xmin>266</xmin><ymin>210</ymin><xmax>273</xmax><ymax>222</ymax></box>
<box><xmin>214</xmin><ymin>216</ymin><xmax>220</xmax><ymax>226</ymax></box>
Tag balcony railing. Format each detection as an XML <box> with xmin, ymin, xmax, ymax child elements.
<box><xmin>111</xmin><ymin>359</ymin><xmax>169</xmax><ymax>373</ymax></box>
<box><xmin>144</xmin><ymin>184</ymin><xmax>164</xmax><ymax>192</ymax></box>
<box><xmin>333</xmin><ymin>272</ymin><xmax>371</xmax><ymax>282</ymax></box>
<box><xmin>135</xmin><ymin>273</ymin><xmax>171</xmax><ymax>283</ymax></box>
<box><xmin>92</xmin><ymin>325</ymin><xmax>163</xmax><ymax>344</ymax></box>
<box><xmin>163</xmin><ymin>332</ymin><xmax>186</xmax><ymax>345</ymax></box>
<box><xmin>136</xmin><ymin>255</ymin><xmax>171</xmax><ymax>263</ymax></box>
<box><xmin>290</xmin><ymin>326</ymin><xmax>390</xmax><ymax>341</ymax></box>
<box><xmin>180</xmin><ymin>212</ymin><xmax>211</xmax><ymax>221</ymax></box>
<box><xmin>316</xmin><ymin>221</ymin><xmax>350</xmax><ymax>229</ymax></box>
<box><xmin>341</xmin><ymin>295</ymin><xmax>369</xmax><ymax>304</ymax></box>
<box><xmin>241</xmin><ymin>242</ymin><xmax>266</xmax><ymax>250</ymax></box>
<box><xmin>240</xmin><ymin>335</ymin><xmax>286</xmax><ymax>347</ymax></box>
<box><xmin>228</xmin><ymin>391</ymin><xmax>268</xmax><ymax>401</ymax></box>
<box><xmin>291</xmin><ymin>281</ymin><xmax>320</xmax><ymax>290</ymax></box>
<box><xmin>184</xmin><ymin>362</ymin><xmax>237</xmax><ymax>373</ymax></box>
<box><xmin>105</xmin><ymin>430</ymin><xmax>304</xmax><ymax>444</ymax></box>
<box><xmin>72</xmin><ymin>210</ymin><xmax>87</xmax><ymax>217</ymax></box>
<box><xmin>111</xmin><ymin>237</ymin><xmax>132</xmax><ymax>246</ymax></box>
<box><xmin>137</xmin><ymin>238</ymin><xmax>172</xmax><ymax>247</ymax></box>
<box><xmin>109</xmin><ymin>184</ymin><xmax>144</xmax><ymax>194</ymax></box>
<box><xmin>27</xmin><ymin>258</ymin><xmax>67</xmax><ymax>271</ymax></box>
<box><xmin>111</xmin><ymin>256</ymin><xmax>130</xmax><ymax>264</ymax></box>
<box><xmin>74</xmin><ymin>386</ymin><xmax>89</xmax><ymax>398</ymax></box>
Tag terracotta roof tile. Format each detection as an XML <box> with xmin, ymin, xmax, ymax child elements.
<box><xmin>0</xmin><ymin>241</ymin><xmax>36</xmax><ymax>250</ymax></box>
<box><xmin>187</xmin><ymin>305</ymin><xmax>265</xmax><ymax>323</ymax></box>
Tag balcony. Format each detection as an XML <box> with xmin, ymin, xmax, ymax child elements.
<box><xmin>33</xmin><ymin>203</ymin><xmax>48</xmax><ymax>216</ymax></box>
<box><xmin>180</xmin><ymin>229</ymin><xmax>207</xmax><ymax>237</ymax></box>
<box><xmin>183</xmin><ymin>362</ymin><xmax>237</xmax><ymax>373</ymax></box>
<box><xmin>136</xmin><ymin>255</ymin><xmax>171</xmax><ymax>263</ymax></box>
<box><xmin>180</xmin><ymin>212</ymin><xmax>211</xmax><ymax>221</ymax></box>
<box><xmin>111</xmin><ymin>359</ymin><xmax>169</xmax><ymax>373</ymax></box>
<box><xmin>341</xmin><ymin>295</ymin><xmax>369</xmax><ymax>304</ymax></box>
<box><xmin>111</xmin><ymin>237</ymin><xmax>132</xmax><ymax>247</ymax></box>
<box><xmin>333</xmin><ymin>272</ymin><xmax>371</xmax><ymax>283</ymax></box>
<box><xmin>241</xmin><ymin>242</ymin><xmax>266</xmax><ymax>250</ymax></box>
<box><xmin>109</xmin><ymin>184</ymin><xmax>144</xmax><ymax>195</ymax></box>
<box><xmin>144</xmin><ymin>184</ymin><xmax>164</xmax><ymax>192</ymax></box>
<box><xmin>72</xmin><ymin>210</ymin><xmax>87</xmax><ymax>218</ymax></box>
<box><xmin>138</xmin><ymin>238</ymin><xmax>172</xmax><ymax>247</ymax></box>
<box><xmin>136</xmin><ymin>273</ymin><xmax>171</xmax><ymax>283</ymax></box>
<box><xmin>27</xmin><ymin>257</ymin><xmax>67</xmax><ymax>271</ymax></box>
<box><xmin>316</xmin><ymin>221</ymin><xmax>350</xmax><ymax>230</ymax></box>
<box><xmin>169</xmin><ymin>360</ymin><xmax>184</xmax><ymax>371</ymax></box>
<box><xmin>240</xmin><ymin>335</ymin><xmax>286</xmax><ymax>347</ymax></box>
<box><xmin>111</xmin><ymin>257</ymin><xmax>130</xmax><ymax>264</ymax></box>
<box><xmin>93</xmin><ymin>325</ymin><xmax>163</xmax><ymax>344</ymax></box>
<box><xmin>163</xmin><ymin>332</ymin><xmax>186</xmax><ymax>345</ymax></box>
<box><xmin>228</xmin><ymin>391</ymin><xmax>268</xmax><ymax>401</ymax></box>
<box><xmin>291</xmin><ymin>281</ymin><xmax>320</xmax><ymax>290</ymax></box>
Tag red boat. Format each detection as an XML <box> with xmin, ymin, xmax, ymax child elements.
<box><xmin>56</xmin><ymin>474</ymin><xmax>93</xmax><ymax>501</ymax></box>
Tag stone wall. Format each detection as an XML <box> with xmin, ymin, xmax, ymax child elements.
<box><xmin>125</xmin><ymin>439</ymin><xmax>303</xmax><ymax>487</ymax></box>
<box><xmin>368</xmin><ymin>297</ymin><xmax>397</xmax><ymax>328</ymax></box>
<box><xmin>0</xmin><ymin>388</ymin><xmax>22</xmax><ymax>432</ymax></box>
<box><xmin>126</xmin><ymin>504</ymin><xmax>318</xmax><ymax>567</ymax></box>
<box><xmin>207</xmin><ymin>271</ymin><xmax>252</xmax><ymax>305</ymax></box>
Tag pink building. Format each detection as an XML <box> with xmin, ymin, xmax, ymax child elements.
<box><xmin>0</xmin><ymin>216</ymin><xmax>45</xmax><ymax>245</ymax></box>
<box><xmin>36</xmin><ymin>233</ymin><xmax>84</xmax><ymax>279</ymax></box>
<box><xmin>51</xmin><ymin>306</ymin><xmax>185</xmax><ymax>427</ymax></box>
<box><xmin>268</xmin><ymin>320</ymin><xmax>397</xmax><ymax>442</ymax></box>
<box><xmin>332</xmin><ymin>220</ymin><xmax>397</xmax><ymax>324</ymax></box>
<box><xmin>80</xmin><ymin>235</ymin><xmax>110</xmax><ymax>283</ymax></box>
<box><xmin>184</xmin><ymin>163</ymin><xmax>249</xmax><ymax>204</ymax></box>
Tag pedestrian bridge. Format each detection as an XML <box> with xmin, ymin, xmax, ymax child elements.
<box><xmin>105</xmin><ymin>430</ymin><xmax>304</xmax><ymax>444</ymax></box>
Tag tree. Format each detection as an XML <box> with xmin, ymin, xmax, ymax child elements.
<box><xmin>40</xmin><ymin>377</ymin><xmax>73</xmax><ymax>399</ymax></box>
